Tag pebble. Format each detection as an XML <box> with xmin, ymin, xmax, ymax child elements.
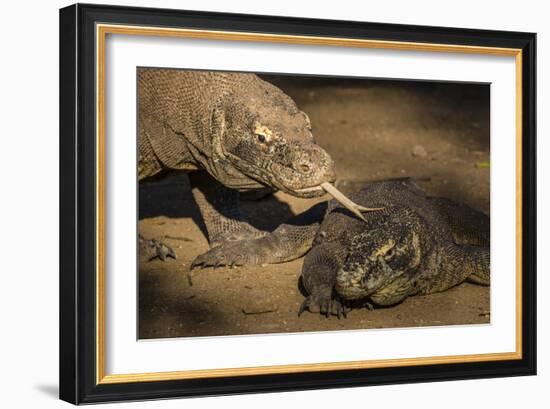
<box><xmin>412</xmin><ymin>144</ymin><xmax>428</xmax><ymax>158</ymax></box>
<box><xmin>242</xmin><ymin>300</ymin><xmax>278</xmax><ymax>315</ymax></box>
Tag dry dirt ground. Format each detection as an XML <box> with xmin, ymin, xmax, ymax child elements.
<box><xmin>139</xmin><ymin>75</ymin><xmax>490</xmax><ymax>339</ymax></box>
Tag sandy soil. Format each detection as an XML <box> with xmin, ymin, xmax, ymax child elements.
<box><xmin>138</xmin><ymin>76</ymin><xmax>490</xmax><ymax>339</ymax></box>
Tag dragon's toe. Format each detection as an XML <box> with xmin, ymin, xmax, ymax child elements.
<box><xmin>298</xmin><ymin>290</ymin><xmax>349</xmax><ymax>319</ymax></box>
<box><xmin>191</xmin><ymin>242</ymin><xmax>250</xmax><ymax>269</ymax></box>
<box><xmin>141</xmin><ymin>237</ymin><xmax>177</xmax><ymax>262</ymax></box>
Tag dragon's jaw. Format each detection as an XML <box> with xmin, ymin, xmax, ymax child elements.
<box><xmin>224</xmin><ymin>156</ymin><xmax>377</xmax><ymax>220</ymax></box>
<box><xmin>335</xmin><ymin>266</ymin><xmax>372</xmax><ymax>300</ymax></box>
<box><xmin>280</xmin><ymin>180</ymin><xmax>333</xmax><ymax>198</ymax></box>
<box><xmin>336</xmin><ymin>246</ymin><xmax>418</xmax><ymax>302</ymax></box>
<box><xmin>293</xmin><ymin>185</ymin><xmax>326</xmax><ymax>196</ymax></box>
<box><xmin>335</xmin><ymin>252</ymin><xmax>399</xmax><ymax>300</ymax></box>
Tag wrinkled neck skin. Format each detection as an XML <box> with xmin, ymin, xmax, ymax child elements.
<box><xmin>181</xmin><ymin>101</ymin><xmax>263</xmax><ymax>191</ymax></box>
<box><xmin>196</xmin><ymin>95</ymin><xmax>336</xmax><ymax>197</ymax></box>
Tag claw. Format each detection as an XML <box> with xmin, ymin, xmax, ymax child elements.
<box><xmin>191</xmin><ymin>256</ymin><xmax>205</xmax><ymax>269</ymax></box>
<box><xmin>230</xmin><ymin>254</ymin><xmax>242</xmax><ymax>268</ymax></box>
<box><xmin>158</xmin><ymin>250</ymin><xmax>166</xmax><ymax>262</ymax></box>
<box><xmin>189</xmin><ymin>239</ymin><xmax>255</xmax><ymax>269</ymax></box>
<box><xmin>143</xmin><ymin>237</ymin><xmax>177</xmax><ymax>262</ymax></box>
<box><xmin>167</xmin><ymin>246</ymin><xmax>177</xmax><ymax>259</ymax></box>
<box><xmin>298</xmin><ymin>290</ymin><xmax>350</xmax><ymax>319</ymax></box>
<box><xmin>324</xmin><ymin>300</ymin><xmax>332</xmax><ymax>318</ymax></box>
<box><xmin>363</xmin><ymin>301</ymin><xmax>375</xmax><ymax>311</ymax></box>
<box><xmin>298</xmin><ymin>299</ymin><xmax>309</xmax><ymax>316</ymax></box>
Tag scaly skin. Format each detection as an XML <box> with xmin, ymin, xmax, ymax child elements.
<box><xmin>191</xmin><ymin>202</ymin><xmax>328</xmax><ymax>268</ymax></box>
<box><xmin>299</xmin><ymin>179</ymin><xmax>490</xmax><ymax>318</ymax></box>
<box><xmin>137</xmin><ymin>68</ymin><xmax>336</xmax><ymax>262</ymax></box>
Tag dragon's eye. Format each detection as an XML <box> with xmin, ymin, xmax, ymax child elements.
<box><xmin>256</xmin><ymin>134</ymin><xmax>266</xmax><ymax>143</ymax></box>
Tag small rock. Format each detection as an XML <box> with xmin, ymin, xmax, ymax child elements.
<box><xmin>241</xmin><ymin>300</ymin><xmax>278</xmax><ymax>315</ymax></box>
<box><xmin>412</xmin><ymin>145</ymin><xmax>428</xmax><ymax>158</ymax></box>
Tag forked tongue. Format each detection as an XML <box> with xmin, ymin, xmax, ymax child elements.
<box><xmin>320</xmin><ymin>182</ymin><xmax>384</xmax><ymax>222</ymax></box>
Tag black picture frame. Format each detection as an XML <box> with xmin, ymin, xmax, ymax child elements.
<box><xmin>59</xmin><ymin>3</ymin><xmax>536</xmax><ymax>404</ymax></box>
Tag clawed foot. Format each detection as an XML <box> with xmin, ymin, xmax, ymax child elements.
<box><xmin>191</xmin><ymin>239</ymin><xmax>262</xmax><ymax>269</ymax></box>
<box><xmin>139</xmin><ymin>235</ymin><xmax>177</xmax><ymax>262</ymax></box>
<box><xmin>359</xmin><ymin>300</ymin><xmax>375</xmax><ymax>311</ymax></box>
<box><xmin>298</xmin><ymin>289</ymin><xmax>349</xmax><ymax>319</ymax></box>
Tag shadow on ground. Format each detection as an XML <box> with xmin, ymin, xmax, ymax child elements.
<box><xmin>34</xmin><ymin>384</ymin><xmax>58</xmax><ymax>399</ymax></box>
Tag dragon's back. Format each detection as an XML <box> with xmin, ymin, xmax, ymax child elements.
<box><xmin>139</xmin><ymin>69</ymin><xmax>260</xmax><ymax>135</ymax></box>
<box><xmin>137</xmin><ymin>69</ymin><xmax>260</xmax><ymax>179</ymax></box>
<box><xmin>137</xmin><ymin>69</ymin><xmax>300</xmax><ymax>180</ymax></box>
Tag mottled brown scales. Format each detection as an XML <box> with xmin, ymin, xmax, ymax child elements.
<box><xmin>137</xmin><ymin>68</ymin><xmax>336</xmax><ymax>262</ymax></box>
<box><xmin>299</xmin><ymin>179</ymin><xmax>490</xmax><ymax>318</ymax></box>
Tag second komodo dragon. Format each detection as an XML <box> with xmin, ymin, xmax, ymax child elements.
<box><xmin>299</xmin><ymin>179</ymin><xmax>490</xmax><ymax>318</ymax></box>
<box><xmin>199</xmin><ymin>177</ymin><xmax>490</xmax><ymax>316</ymax></box>
<box><xmin>138</xmin><ymin>68</ymin><xmax>372</xmax><ymax>265</ymax></box>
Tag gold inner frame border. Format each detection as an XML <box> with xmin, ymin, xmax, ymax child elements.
<box><xmin>95</xmin><ymin>23</ymin><xmax>523</xmax><ymax>385</ymax></box>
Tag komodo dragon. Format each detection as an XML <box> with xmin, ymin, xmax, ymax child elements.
<box><xmin>138</xmin><ymin>68</ymin><xmax>373</xmax><ymax>264</ymax></box>
<box><xmin>201</xmin><ymin>177</ymin><xmax>490</xmax><ymax>315</ymax></box>
<box><xmin>298</xmin><ymin>179</ymin><xmax>490</xmax><ymax>318</ymax></box>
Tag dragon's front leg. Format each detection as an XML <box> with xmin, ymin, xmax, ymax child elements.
<box><xmin>189</xmin><ymin>171</ymin><xmax>325</xmax><ymax>267</ymax></box>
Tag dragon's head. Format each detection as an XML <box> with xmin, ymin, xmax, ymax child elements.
<box><xmin>334</xmin><ymin>213</ymin><xmax>423</xmax><ymax>301</ymax></box>
<box><xmin>211</xmin><ymin>77</ymin><xmax>335</xmax><ymax>198</ymax></box>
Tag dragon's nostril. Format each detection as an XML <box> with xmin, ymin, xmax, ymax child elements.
<box><xmin>299</xmin><ymin>163</ymin><xmax>311</xmax><ymax>173</ymax></box>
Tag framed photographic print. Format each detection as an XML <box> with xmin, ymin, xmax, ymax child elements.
<box><xmin>59</xmin><ymin>3</ymin><xmax>536</xmax><ymax>404</ymax></box>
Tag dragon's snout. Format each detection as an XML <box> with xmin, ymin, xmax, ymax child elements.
<box><xmin>335</xmin><ymin>266</ymin><xmax>371</xmax><ymax>300</ymax></box>
<box><xmin>276</xmin><ymin>144</ymin><xmax>335</xmax><ymax>198</ymax></box>
<box><xmin>288</xmin><ymin>143</ymin><xmax>335</xmax><ymax>182</ymax></box>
